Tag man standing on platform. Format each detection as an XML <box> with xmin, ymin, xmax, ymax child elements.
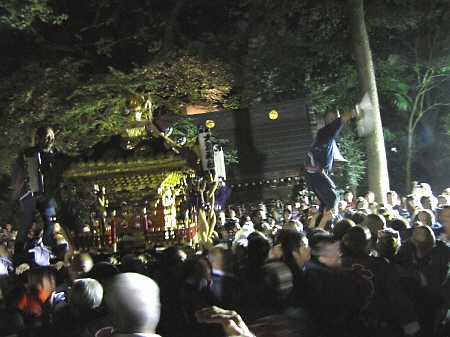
<box><xmin>304</xmin><ymin>108</ymin><xmax>358</xmax><ymax>230</ymax></box>
<box><xmin>10</xmin><ymin>126</ymin><xmax>70</xmax><ymax>256</ymax></box>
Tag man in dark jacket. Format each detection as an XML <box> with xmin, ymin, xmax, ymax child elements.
<box><xmin>304</xmin><ymin>108</ymin><xmax>358</xmax><ymax>229</ymax></box>
<box><xmin>10</xmin><ymin>126</ymin><xmax>70</xmax><ymax>257</ymax></box>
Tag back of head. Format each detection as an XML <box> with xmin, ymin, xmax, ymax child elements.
<box><xmin>247</xmin><ymin>235</ymin><xmax>271</xmax><ymax>269</ymax></box>
<box><xmin>305</xmin><ymin>227</ymin><xmax>328</xmax><ymax>242</ymax></box>
<box><xmin>342</xmin><ymin>225</ymin><xmax>371</xmax><ymax>256</ymax></box>
<box><xmin>85</xmin><ymin>261</ymin><xmax>120</xmax><ymax>286</ymax></box>
<box><xmin>105</xmin><ymin>272</ymin><xmax>160</xmax><ymax>334</ymax></box>
<box><xmin>438</xmin><ymin>194</ymin><xmax>450</xmax><ymax>206</ymax></box>
<box><xmin>70</xmin><ymin>253</ymin><xmax>94</xmax><ymax>274</ymax></box>
<box><xmin>27</xmin><ymin>266</ymin><xmax>55</xmax><ymax>288</ymax></box>
<box><xmin>209</xmin><ymin>244</ymin><xmax>233</xmax><ymax>273</ymax></box>
<box><xmin>388</xmin><ymin>218</ymin><xmax>409</xmax><ymax>231</ymax></box>
<box><xmin>377</xmin><ymin>228</ymin><xmax>401</xmax><ymax>259</ymax></box>
<box><xmin>351</xmin><ymin>211</ymin><xmax>367</xmax><ymax>225</ymax></box>
<box><xmin>282</xmin><ymin>220</ymin><xmax>303</xmax><ymax>232</ymax></box>
<box><xmin>159</xmin><ymin>245</ymin><xmax>186</xmax><ymax>279</ymax></box>
<box><xmin>418</xmin><ymin>209</ymin><xmax>435</xmax><ymax>225</ymax></box>
<box><xmin>412</xmin><ymin>225</ymin><xmax>436</xmax><ymax>256</ymax></box>
<box><xmin>362</xmin><ymin>213</ymin><xmax>386</xmax><ymax>235</ymax></box>
<box><xmin>69</xmin><ymin>278</ymin><xmax>103</xmax><ymax>315</ymax></box>
<box><xmin>309</xmin><ymin>233</ymin><xmax>337</xmax><ymax>258</ymax></box>
<box><xmin>333</xmin><ymin>219</ymin><xmax>355</xmax><ymax>241</ymax></box>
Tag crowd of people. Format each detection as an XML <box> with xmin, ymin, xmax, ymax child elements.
<box><xmin>1</xmin><ymin>180</ymin><xmax>450</xmax><ymax>337</ymax></box>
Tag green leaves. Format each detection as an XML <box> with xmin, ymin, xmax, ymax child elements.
<box><xmin>0</xmin><ymin>0</ymin><xmax>68</xmax><ymax>30</ymax></box>
<box><xmin>393</xmin><ymin>94</ymin><xmax>410</xmax><ymax>111</ymax></box>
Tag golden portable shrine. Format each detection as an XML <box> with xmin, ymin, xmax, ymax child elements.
<box><xmin>61</xmin><ymin>120</ymin><xmax>226</xmax><ymax>252</ymax></box>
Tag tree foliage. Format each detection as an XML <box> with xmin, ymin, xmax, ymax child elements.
<box><xmin>372</xmin><ymin>0</ymin><xmax>450</xmax><ymax>193</ymax></box>
<box><xmin>1</xmin><ymin>0</ymin><xmax>450</xmax><ymax>213</ymax></box>
<box><xmin>0</xmin><ymin>0</ymin><xmax>68</xmax><ymax>30</ymax></box>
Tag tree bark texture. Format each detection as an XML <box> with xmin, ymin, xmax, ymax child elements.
<box><xmin>348</xmin><ymin>0</ymin><xmax>390</xmax><ymax>204</ymax></box>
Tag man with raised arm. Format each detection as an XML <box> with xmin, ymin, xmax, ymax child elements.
<box><xmin>304</xmin><ymin>108</ymin><xmax>358</xmax><ymax>230</ymax></box>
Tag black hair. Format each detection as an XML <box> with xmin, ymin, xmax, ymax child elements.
<box><xmin>333</xmin><ymin>219</ymin><xmax>355</xmax><ymax>241</ymax></box>
<box><xmin>36</xmin><ymin>126</ymin><xmax>52</xmax><ymax>138</ymax></box>
<box><xmin>341</xmin><ymin>225</ymin><xmax>371</xmax><ymax>256</ymax></box>
<box><xmin>280</xmin><ymin>230</ymin><xmax>306</xmax><ymax>261</ymax></box>
<box><xmin>247</xmin><ymin>234</ymin><xmax>271</xmax><ymax>270</ymax></box>
<box><xmin>309</xmin><ymin>233</ymin><xmax>337</xmax><ymax>257</ymax></box>
<box><xmin>351</xmin><ymin>211</ymin><xmax>367</xmax><ymax>225</ymax></box>
<box><xmin>323</xmin><ymin>110</ymin><xmax>338</xmax><ymax>121</ymax></box>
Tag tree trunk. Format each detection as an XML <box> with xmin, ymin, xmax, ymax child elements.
<box><xmin>348</xmin><ymin>0</ymin><xmax>390</xmax><ymax>204</ymax></box>
<box><xmin>156</xmin><ymin>0</ymin><xmax>187</xmax><ymax>58</ymax></box>
<box><xmin>406</xmin><ymin>132</ymin><xmax>413</xmax><ymax>195</ymax></box>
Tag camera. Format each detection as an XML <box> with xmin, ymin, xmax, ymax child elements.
<box><xmin>53</xmin><ymin>291</ymin><xmax>66</xmax><ymax>302</ymax></box>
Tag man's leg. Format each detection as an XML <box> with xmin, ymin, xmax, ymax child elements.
<box><xmin>310</xmin><ymin>174</ymin><xmax>338</xmax><ymax>230</ymax></box>
<box><xmin>15</xmin><ymin>194</ymin><xmax>37</xmax><ymax>257</ymax></box>
<box><xmin>37</xmin><ymin>198</ymin><xmax>57</xmax><ymax>247</ymax></box>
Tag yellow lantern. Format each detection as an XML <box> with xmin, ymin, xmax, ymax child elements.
<box><xmin>269</xmin><ymin>110</ymin><xmax>279</xmax><ymax>120</ymax></box>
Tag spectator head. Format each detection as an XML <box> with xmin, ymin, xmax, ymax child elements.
<box><xmin>239</xmin><ymin>215</ymin><xmax>251</xmax><ymax>227</ymax></box>
<box><xmin>224</xmin><ymin>219</ymin><xmax>240</xmax><ymax>232</ymax></box>
<box><xmin>377</xmin><ymin>228</ymin><xmax>401</xmax><ymax>259</ymax></box>
<box><xmin>283</xmin><ymin>208</ymin><xmax>292</xmax><ymax>220</ymax></box>
<box><xmin>437</xmin><ymin>205</ymin><xmax>450</xmax><ymax>240</ymax></box>
<box><xmin>343</xmin><ymin>190</ymin><xmax>354</xmax><ymax>203</ymax></box>
<box><xmin>324</xmin><ymin>110</ymin><xmax>339</xmax><ymax>125</ymax></box>
<box><xmin>419</xmin><ymin>183</ymin><xmax>433</xmax><ymax>196</ymax></box>
<box><xmin>438</xmin><ymin>194</ymin><xmax>450</xmax><ymax>207</ymax></box>
<box><xmin>337</xmin><ymin>200</ymin><xmax>348</xmax><ymax>213</ymax></box>
<box><xmin>332</xmin><ymin>218</ymin><xmax>355</xmax><ymax>241</ymax></box>
<box><xmin>247</xmin><ymin>234</ymin><xmax>272</xmax><ymax>270</ymax></box>
<box><xmin>27</xmin><ymin>266</ymin><xmax>56</xmax><ymax>304</ymax></box>
<box><xmin>0</xmin><ymin>242</ymin><xmax>11</xmax><ymax>259</ymax></box>
<box><xmin>159</xmin><ymin>245</ymin><xmax>186</xmax><ymax>280</ymax></box>
<box><xmin>69</xmin><ymin>253</ymin><xmax>94</xmax><ymax>283</ymax></box>
<box><xmin>36</xmin><ymin>126</ymin><xmax>55</xmax><ymax>152</ymax></box>
<box><xmin>280</xmin><ymin>230</ymin><xmax>310</xmax><ymax>269</ymax></box>
<box><xmin>282</xmin><ymin>220</ymin><xmax>303</xmax><ymax>232</ymax></box>
<box><xmin>417</xmin><ymin>209</ymin><xmax>435</xmax><ymax>227</ymax></box>
<box><xmin>182</xmin><ymin>255</ymin><xmax>212</xmax><ymax>286</ymax></box>
<box><xmin>105</xmin><ymin>273</ymin><xmax>160</xmax><ymax>335</ymax></box>
<box><xmin>351</xmin><ymin>211</ymin><xmax>367</xmax><ymax>225</ymax></box>
<box><xmin>355</xmin><ymin>197</ymin><xmax>369</xmax><ymax>211</ymax></box>
<box><xmin>309</xmin><ymin>234</ymin><xmax>341</xmax><ymax>268</ymax></box>
<box><xmin>119</xmin><ymin>254</ymin><xmax>148</xmax><ymax>276</ymax></box>
<box><xmin>389</xmin><ymin>218</ymin><xmax>409</xmax><ymax>231</ymax></box>
<box><xmin>388</xmin><ymin>218</ymin><xmax>410</xmax><ymax>242</ymax></box>
<box><xmin>255</xmin><ymin>220</ymin><xmax>273</xmax><ymax>234</ymax></box>
<box><xmin>362</xmin><ymin>213</ymin><xmax>386</xmax><ymax>236</ymax></box>
<box><xmin>411</xmin><ymin>225</ymin><xmax>436</xmax><ymax>258</ymax></box>
<box><xmin>386</xmin><ymin>191</ymin><xmax>398</xmax><ymax>205</ymax></box>
<box><xmin>69</xmin><ymin>278</ymin><xmax>103</xmax><ymax>316</ymax></box>
<box><xmin>420</xmin><ymin>195</ymin><xmax>435</xmax><ymax>211</ymax></box>
<box><xmin>251</xmin><ymin>209</ymin><xmax>264</xmax><ymax>224</ymax></box>
<box><xmin>208</xmin><ymin>244</ymin><xmax>234</xmax><ymax>273</ymax></box>
<box><xmin>342</xmin><ymin>225</ymin><xmax>371</xmax><ymax>256</ymax></box>
<box><xmin>441</xmin><ymin>188</ymin><xmax>450</xmax><ymax>196</ymax></box>
<box><xmin>405</xmin><ymin>195</ymin><xmax>418</xmax><ymax>216</ymax></box>
<box><xmin>365</xmin><ymin>191</ymin><xmax>375</xmax><ymax>204</ymax></box>
<box><xmin>85</xmin><ymin>261</ymin><xmax>120</xmax><ymax>287</ymax></box>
